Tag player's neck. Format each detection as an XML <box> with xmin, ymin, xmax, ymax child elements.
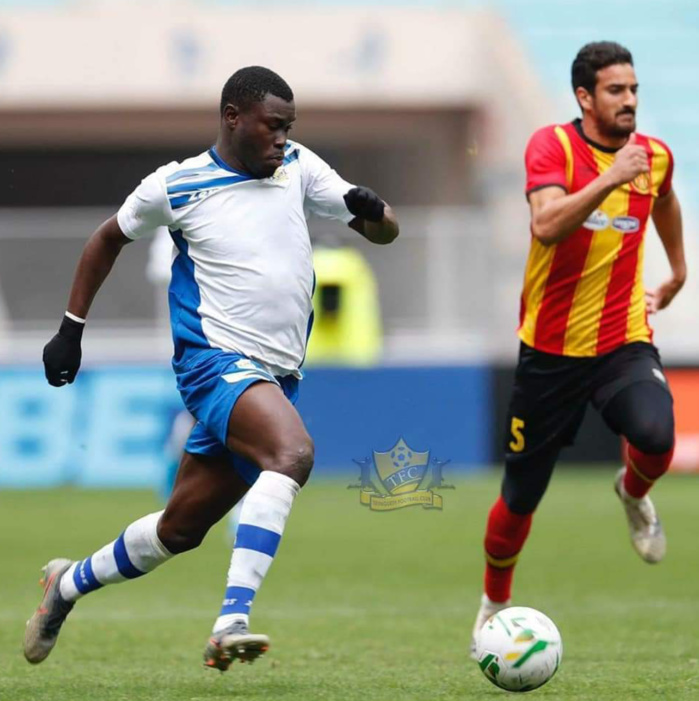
<box><xmin>578</xmin><ymin>115</ymin><xmax>628</xmax><ymax>151</ymax></box>
<box><xmin>213</xmin><ymin>139</ymin><xmax>251</xmax><ymax>175</ymax></box>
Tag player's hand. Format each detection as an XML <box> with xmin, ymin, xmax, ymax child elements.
<box><xmin>43</xmin><ymin>315</ymin><xmax>84</xmax><ymax>386</ymax></box>
<box><xmin>344</xmin><ymin>187</ymin><xmax>385</xmax><ymax>223</ymax></box>
<box><xmin>608</xmin><ymin>134</ymin><xmax>650</xmax><ymax>186</ymax></box>
<box><xmin>645</xmin><ymin>277</ymin><xmax>685</xmax><ymax>314</ymax></box>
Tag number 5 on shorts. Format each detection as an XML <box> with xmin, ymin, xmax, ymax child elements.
<box><xmin>509</xmin><ymin>417</ymin><xmax>525</xmax><ymax>453</ymax></box>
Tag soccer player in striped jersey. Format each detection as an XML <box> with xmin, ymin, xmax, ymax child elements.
<box><xmin>471</xmin><ymin>42</ymin><xmax>686</xmax><ymax>651</ymax></box>
<box><xmin>24</xmin><ymin>66</ymin><xmax>399</xmax><ymax>670</ymax></box>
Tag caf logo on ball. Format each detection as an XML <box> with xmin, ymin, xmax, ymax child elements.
<box><xmin>475</xmin><ymin>606</ymin><xmax>562</xmax><ymax>692</ymax></box>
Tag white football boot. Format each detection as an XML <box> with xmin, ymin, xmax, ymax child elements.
<box><xmin>614</xmin><ymin>467</ymin><xmax>666</xmax><ymax>563</ymax></box>
<box><xmin>470</xmin><ymin>593</ymin><xmax>510</xmax><ymax>659</ymax></box>
<box><xmin>24</xmin><ymin>559</ymin><xmax>75</xmax><ymax>664</ymax></box>
<box><xmin>203</xmin><ymin>620</ymin><xmax>270</xmax><ymax>671</ymax></box>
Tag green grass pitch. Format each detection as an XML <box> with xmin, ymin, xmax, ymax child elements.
<box><xmin>1</xmin><ymin>469</ymin><xmax>697</xmax><ymax>700</ymax></box>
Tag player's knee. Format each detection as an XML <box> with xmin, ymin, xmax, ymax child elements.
<box><xmin>501</xmin><ymin>461</ymin><xmax>551</xmax><ymax>515</ymax></box>
<box><xmin>261</xmin><ymin>436</ymin><xmax>314</xmax><ymax>487</ymax></box>
<box><xmin>628</xmin><ymin>431</ymin><xmax>674</xmax><ymax>456</ymax></box>
<box><xmin>501</xmin><ymin>488</ymin><xmax>539</xmax><ymax>516</ymax></box>
<box><xmin>157</xmin><ymin>516</ymin><xmax>208</xmax><ymax>555</ymax></box>
<box><xmin>626</xmin><ymin>416</ymin><xmax>675</xmax><ymax>455</ymax></box>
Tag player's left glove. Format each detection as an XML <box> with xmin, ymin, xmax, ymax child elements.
<box><xmin>343</xmin><ymin>187</ymin><xmax>385</xmax><ymax>223</ymax></box>
<box><xmin>43</xmin><ymin>314</ymin><xmax>84</xmax><ymax>387</ymax></box>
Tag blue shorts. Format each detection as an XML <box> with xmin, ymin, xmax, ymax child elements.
<box><xmin>175</xmin><ymin>349</ymin><xmax>299</xmax><ymax>485</ymax></box>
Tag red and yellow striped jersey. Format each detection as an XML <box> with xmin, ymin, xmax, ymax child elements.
<box><xmin>518</xmin><ymin>119</ymin><xmax>673</xmax><ymax>357</ymax></box>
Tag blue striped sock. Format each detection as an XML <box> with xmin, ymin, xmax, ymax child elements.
<box><xmin>213</xmin><ymin>472</ymin><xmax>299</xmax><ymax>632</ymax></box>
<box><xmin>60</xmin><ymin>511</ymin><xmax>173</xmax><ymax>602</ymax></box>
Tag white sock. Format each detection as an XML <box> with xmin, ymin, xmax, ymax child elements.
<box><xmin>212</xmin><ymin>471</ymin><xmax>300</xmax><ymax>633</ymax></box>
<box><xmin>59</xmin><ymin>511</ymin><xmax>173</xmax><ymax>602</ymax></box>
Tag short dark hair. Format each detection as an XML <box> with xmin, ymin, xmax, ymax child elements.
<box><xmin>571</xmin><ymin>41</ymin><xmax>634</xmax><ymax>94</ymax></box>
<box><xmin>220</xmin><ymin>66</ymin><xmax>294</xmax><ymax>114</ymax></box>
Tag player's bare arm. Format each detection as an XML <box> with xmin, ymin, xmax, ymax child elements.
<box><xmin>66</xmin><ymin>215</ymin><xmax>132</xmax><ymax>319</ymax></box>
<box><xmin>646</xmin><ymin>187</ymin><xmax>686</xmax><ymax>314</ymax></box>
<box><xmin>353</xmin><ymin>203</ymin><xmax>399</xmax><ymax>244</ymax></box>
<box><xmin>43</xmin><ymin>215</ymin><xmax>131</xmax><ymax>386</ymax></box>
<box><xmin>345</xmin><ymin>186</ymin><xmax>399</xmax><ymax>244</ymax></box>
<box><xmin>529</xmin><ymin>134</ymin><xmax>649</xmax><ymax>247</ymax></box>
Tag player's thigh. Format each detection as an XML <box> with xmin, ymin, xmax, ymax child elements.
<box><xmin>502</xmin><ymin>398</ymin><xmax>581</xmax><ymax>515</ymax></box>
<box><xmin>159</xmin><ymin>451</ymin><xmax>251</xmax><ymax>552</ymax></box>
<box><xmin>175</xmin><ymin>351</ymin><xmax>311</xmax><ymax>483</ymax></box>
<box><xmin>225</xmin><ymin>381</ymin><xmax>314</xmax><ymax>482</ymax></box>
<box><xmin>599</xmin><ymin>381</ymin><xmax>675</xmax><ymax>454</ymax></box>
<box><xmin>501</xmin><ymin>347</ymin><xmax>589</xmax><ymax>514</ymax></box>
<box><xmin>504</xmin><ymin>347</ymin><xmax>588</xmax><ymax>462</ymax></box>
<box><xmin>593</xmin><ymin>343</ymin><xmax>675</xmax><ymax>454</ymax></box>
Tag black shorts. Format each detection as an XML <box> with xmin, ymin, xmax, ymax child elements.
<box><xmin>504</xmin><ymin>341</ymin><xmax>672</xmax><ymax>462</ymax></box>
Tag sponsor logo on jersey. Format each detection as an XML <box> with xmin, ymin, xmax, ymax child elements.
<box><xmin>349</xmin><ymin>437</ymin><xmax>453</xmax><ymax>511</ymax></box>
<box><xmin>190</xmin><ymin>189</ymin><xmax>213</xmax><ymax>202</ymax></box>
<box><xmin>583</xmin><ymin>209</ymin><xmax>609</xmax><ymax>231</ymax></box>
<box><xmin>611</xmin><ymin>216</ymin><xmax>641</xmax><ymax>234</ymax></box>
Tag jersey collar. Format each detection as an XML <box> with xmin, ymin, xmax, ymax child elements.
<box><xmin>208</xmin><ymin>146</ymin><xmax>252</xmax><ymax>176</ymax></box>
<box><xmin>572</xmin><ymin>118</ymin><xmax>622</xmax><ymax>154</ymax></box>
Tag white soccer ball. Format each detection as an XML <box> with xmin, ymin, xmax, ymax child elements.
<box><xmin>475</xmin><ymin>606</ymin><xmax>562</xmax><ymax>692</ymax></box>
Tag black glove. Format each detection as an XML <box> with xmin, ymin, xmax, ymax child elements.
<box><xmin>343</xmin><ymin>186</ymin><xmax>385</xmax><ymax>223</ymax></box>
<box><xmin>43</xmin><ymin>315</ymin><xmax>85</xmax><ymax>387</ymax></box>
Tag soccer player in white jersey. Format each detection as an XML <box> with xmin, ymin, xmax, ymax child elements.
<box><xmin>25</xmin><ymin>66</ymin><xmax>399</xmax><ymax>671</ymax></box>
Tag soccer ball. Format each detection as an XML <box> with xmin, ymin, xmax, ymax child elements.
<box><xmin>474</xmin><ymin>606</ymin><xmax>562</xmax><ymax>692</ymax></box>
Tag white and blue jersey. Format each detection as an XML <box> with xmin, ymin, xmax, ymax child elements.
<box><xmin>117</xmin><ymin>140</ymin><xmax>355</xmax><ymax>378</ymax></box>
<box><xmin>116</xmin><ymin>141</ymin><xmax>356</xmax><ymax>481</ymax></box>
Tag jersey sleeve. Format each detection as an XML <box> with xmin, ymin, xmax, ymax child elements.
<box><xmin>117</xmin><ymin>171</ymin><xmax>174</xmax><ymax>240</ymax></box>
<box><xmin>655</xmin><ymin>138</ymin><xmax>674</xmax><ymax>197</ymax></box>
<box><xmin>298</xmin><ymin>144</ymin><xmax>356</xmax><ymax>223</ymax></box>
<box><xmin>525</xmin><ymin>126</ymin><xmax>569</xmax><ymax>196</ymax></box>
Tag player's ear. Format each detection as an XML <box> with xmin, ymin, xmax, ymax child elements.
<box><xmin>575</xmin><ymin>86</ymin><xmax>593</xmax><ymax>113</ymax></box>
<box><xmin>222</xmin><ymin>103</ymin><xmax>240</xmax><ymax>129</ymax></box>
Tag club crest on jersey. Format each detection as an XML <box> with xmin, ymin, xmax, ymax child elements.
<box><xmin>349</xmin><ymin>437</ymin><xmax>453</xmax><ymax>511</ymax></box>
<box><xmin>631</xmin><ymin>172</ymin><xmax>651</xmax><ymax>194</ymax></box>
<box><xmin>269</xmin><ymin>166</ymin><xmax>289</xmax><ymax>184</ymax></box>
<box><xmin>583</xmin><ymin>209</ymin><xmax>609</xmax><ymax>231</ymax></box>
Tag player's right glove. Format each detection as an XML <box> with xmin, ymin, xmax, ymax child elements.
<box><xmin>43</xmin><ymin>315</ymin><xmax>85</xmax><ymax>387</ymax></box>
